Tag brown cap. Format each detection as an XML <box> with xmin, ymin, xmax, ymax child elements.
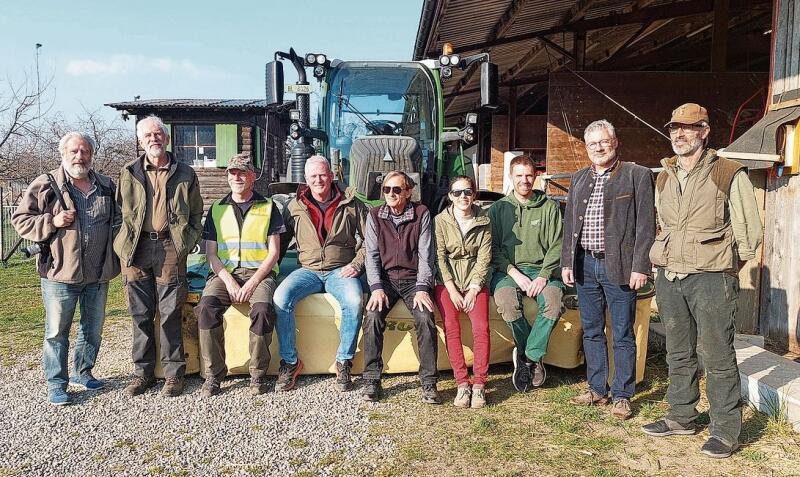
<box><xmin>665</xmin><ymin>103</ymin><xmax>709</xmax><ymax>127</ymax></box>
<box><xmin>226</xmin><ymin>153</ymin><xmax>254</xmax><ymax>172</ymax></box>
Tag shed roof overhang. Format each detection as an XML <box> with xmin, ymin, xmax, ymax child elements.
<box><xmin>718</xmin><ymin>106</ymin><xmax>800</xmax><ymax>169</ymax></box>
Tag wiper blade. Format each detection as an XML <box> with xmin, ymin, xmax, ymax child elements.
<box><xmin>335</xmin><ymin>93</ymin><xmax>383</xmax><ymax>135</ymax></box>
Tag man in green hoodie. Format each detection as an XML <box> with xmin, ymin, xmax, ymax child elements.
<box><xmin>489</xmin><ymin>155</ymin><xmax>564</xmax><ymax>392</ymax></box>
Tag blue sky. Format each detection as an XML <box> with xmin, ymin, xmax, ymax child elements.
<box><xmin>0</xmin><ymin>0</ymin><xmax>424</xmax><ymax>121</ymax></box>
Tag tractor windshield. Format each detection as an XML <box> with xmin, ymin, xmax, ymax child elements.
<box><xmin>325</xmin><ymin>62</ymin><xmax>437</xmax><ymax>184</ymax></box>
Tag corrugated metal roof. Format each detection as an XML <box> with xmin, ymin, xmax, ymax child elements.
<box><xmin>105</xmin><ymin>99</ymin><xmax>293</xmax><ymax>112</ymax></box>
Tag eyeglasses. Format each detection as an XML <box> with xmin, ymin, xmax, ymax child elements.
<box><xmin>586</xmin><ymin>139</ymin><xmax>614</xmax><ymax>151</ymax></box>
<box><xmin>450</xmin><ymin>188</ymin><xmax>474</xmax><ymax>197</ymax></box>
<box><xmin>382</xmin><ymin>186</ymin><xmax>405</xmax><ymax>195</ymax></box>
<box><xmin>668</xmin><ymin>123</ymin><xmax>705</xmax><ymax>134</ymax></box>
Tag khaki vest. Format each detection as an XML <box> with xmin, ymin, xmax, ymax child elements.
<box><xmin>649</xmin><ymin>149</ymin><xmax>744</xmax><ymax>274</ymax></box>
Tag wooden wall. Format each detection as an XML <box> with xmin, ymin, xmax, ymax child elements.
<box><xmin>760</xmin><ymin>172</ymin><xmax>800</xmax><ymax>353</ymax></box>
<box><xmin>489</xmin><ymin>114</ymin><xmax>547</xmax><ymax>192</ymax></box>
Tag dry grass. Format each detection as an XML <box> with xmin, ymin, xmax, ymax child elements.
<box><xmin>368</xmin><ymin>350</ymin><xmax>800</xmax><ymax>477</ymax></box>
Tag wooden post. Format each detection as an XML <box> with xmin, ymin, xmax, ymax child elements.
<box><xmin>574</xmin><ymin>30</ymin><xmax>586</xmax><ymax>70</ymax></box>
<box><xmin>508</xmin><ymin>87</ymin><xmax>518</xmax><ymax>150</ymax></box>
<box><xmin>711</xmin><ymin>0</ymin><xmax>729</xmax><ymax>72</ymax></box>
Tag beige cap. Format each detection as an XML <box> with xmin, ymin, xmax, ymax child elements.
<box><xmin>226</xmin><ymin>153</ymin><xmax>254</xmax><ymax>172</ymax></box>
<box><xmin>665</xmin><ymin>103</ymin><xmax>709</xmax><ymax>127</ymax></box>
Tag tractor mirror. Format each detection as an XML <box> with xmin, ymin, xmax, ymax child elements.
<box><xmin>265</xmin><ymin>61</ymin><xmax>284</xmax><ymax>106</ymax></box>
<box><xmin>480</xmin><ymin>62</ymin><xmax>498</xmax><ymax>110</ymax></box>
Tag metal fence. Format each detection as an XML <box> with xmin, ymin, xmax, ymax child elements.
<box><xmin>0</xmin><ymin>196</ymin><xmax>33</xmax><ymax>263</ymax></box>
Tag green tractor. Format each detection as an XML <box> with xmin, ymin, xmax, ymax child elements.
<box><xmin>264</xmin><ymin>46</ymin><xmax>498</xmax><ymax>209</ymax></box>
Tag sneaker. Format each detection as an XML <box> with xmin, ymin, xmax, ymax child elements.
<box><xmin>700</xmin><ymin>437</ymin><xmax>739</xmax><ymax>459</ymax></box>
<box><xmin>611</xmin><ymin>398</ymin><xmax>633</xmax><ymax>420</ymax></box>
<box><xmin>275</xmin><ymin>359</ymin><xmax>303</xmax><ymax>392</ymax></box>
<box><xmin>249</xmin><ymin>377</ymin><xmax>269</xmax><ymax>396</ymax></box>
<box><xmin>421</xmin><ymin>384</ymin><xmax>442</xmax><ymax>405</ymax></box>
<box><xmin>48</xmin><ymin>388</ymin><xmax>72</xmax><ymax>406</ymax></box>
<box><xmin>471</xmin><ymin>386</ymin><xmax>486</xmax><ymax>409</ymax></box>
<box><xmin>511</xmin><ymin>347</ymin><xmax>532</xmax><ymax>393</ymax></box>
<box><xmin>641</xmin><ymin>419</ymin><xmax>696</xmax><ymax>437</ymax></box>
<box><xmin>70</xmin><ymin>374</ymin><xmax>105</xmax><ymax>391</ymax></box>
<box><xmin>200</xmin><ymin>377</ymin><xmax>221</xmax><ymax>397</ymax></box>
<box><xmin>125</xmin><ymin>375</ymin><xmax>156</xmax><ymax>397</ymax></box>
<box><xmin>530</xmin><ymin>360</ymin><xmax>546</xmax><ymax>388</ymax></box>
<box><xmin>453</xmin><ymin>385</ymin><xmax>471</xmax><ymax>408</ymax></box>
<box><xmin>570</xmin><ymin>390</ymin><xmax>610</xmax><ymax>406</ymax></box>
<box><xmin>161</xmin><ymin>376</ymin><xmax>185</xmax><ymax>397</ymax></box>
<box><xmin>362</xmin><ymin>380</ymin><xmax>382</xmax><ymax>402</ymax></box>
<box><xmin>335</xmin><ymin>360</ymin><xmax>353</xmax><ymax>392</ymax></box>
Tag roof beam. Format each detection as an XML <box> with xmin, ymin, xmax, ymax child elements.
<box><xmin>450</xmin><ymin>0</ymin><xmax>769</xmax><ymax>55</ymax></box>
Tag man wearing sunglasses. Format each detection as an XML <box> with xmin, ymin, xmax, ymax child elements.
<box><xmin>641</xmin><ymin>103</ymin><xmax>762</xmax><ymax>459</ymax></box>
<box><xmin>489</xmin><ymin>155</ymin><xmax>564</xmax><ymax>392</ymax></box>
<box><xmin>561</xmin><ymin>119</ymin><xmax>655</xmax><ymax>420</ymax></box>
<box><xmin>362</xmin><ymin>171</ymin><xmax>440</xmax><ymax>404</ymax></box>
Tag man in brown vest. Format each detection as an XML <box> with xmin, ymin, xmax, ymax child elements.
<box><xmin>641</xmin><ymin>103</ymin><xmax>763</xmax><ymax>458</ymax></box>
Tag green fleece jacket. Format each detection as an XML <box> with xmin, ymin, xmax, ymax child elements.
<box><xmin>488</xmin><ymin>191</ymin><xmax>563</xmax><ymax>280</ymax></box>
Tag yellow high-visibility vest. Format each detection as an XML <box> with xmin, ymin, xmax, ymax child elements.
<box><xmin>211</xmin><ymin>198</ymin><xmax>277</xmax><ymax>273</ymax></box>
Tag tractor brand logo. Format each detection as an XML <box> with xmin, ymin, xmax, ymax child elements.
<box><xmin>385</xmin><ymin>320</ymin><xmax>416</xmax><ymax>332</ymax></box>
<box><xmin>531</xmin><ymin>219</ymin><xmax>541</xmax><ymax>226</ymax></box>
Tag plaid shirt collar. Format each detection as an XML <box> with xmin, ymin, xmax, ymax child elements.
<box><xmin>377</xmin><ymin>201</ymin><xmax>415</xmax><ymax>223</ymax></box>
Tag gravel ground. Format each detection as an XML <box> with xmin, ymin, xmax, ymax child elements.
<box><xmin>0</xmin><ymin>321</ymin><xmax>398</xmax><ymax>477</ymax></box>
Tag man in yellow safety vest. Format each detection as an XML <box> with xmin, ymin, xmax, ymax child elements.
<box><xmin>194</xmin><ymin>154</ymin><xmax>284</xmax><ymax>396</ymax></box>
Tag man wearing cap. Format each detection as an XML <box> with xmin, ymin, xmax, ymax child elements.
<box><xmin>116</xmin><ymin>115</ymin><xmax>204</xmax><ymax>398</ymax></box>
<box><xmin>641</xmin><ymin>103</ymin><xmax>762</xmax><ymax>458</ymax></box>
<box><xmin>194</xmin><ymin>153</ymin><xmax>284</xmax><ymax>396</ymax></box>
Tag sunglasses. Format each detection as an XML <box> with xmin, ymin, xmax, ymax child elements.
<box><xmin>450</xmin><ymin>188</ymin><xmax>474</xmax><ymax>197</ymax></box>
<box><xmin>382</xmin><ymin>186</ymin><xmax>405</xmax><ymax>195</ymax></box>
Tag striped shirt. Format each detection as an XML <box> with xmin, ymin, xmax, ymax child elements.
<box><xmin>67</xmin><ymin>173</ymin><xmax>112</xmax><ymax>283</ymax></box>
<box><xmin>580</xmin><ymin>160</ymin><xmax>619</xmax><ymax>252</ymax></box>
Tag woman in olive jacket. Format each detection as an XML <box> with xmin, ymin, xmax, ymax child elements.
<box><xmin>433</xmin><ymin>176</ymin><xmax>492</xmax><ymax>409</ymax></box>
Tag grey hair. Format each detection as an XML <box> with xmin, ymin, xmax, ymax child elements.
<box><xmin>58</xmin><ymin>132</ymin><xmax>96</xmax><ymax>157</ymax></box>
<box><xmin>136</xmin><ymin>115</ymin><xmax>170</xmax><ymax>140</ymax></box>
<box><xmin>584</xmin><ymin>119</ymin><xmax>616</xmax><ymax>141</ymax></box>
<box><xmin>304</xmin><ymin>155</ymin><xmax>331</xmax><ymax>175</ymax></box>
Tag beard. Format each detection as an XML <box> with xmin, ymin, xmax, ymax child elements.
<box><xmin>63</xmin><ymin>160</ymin><xmax>90</xmax><ymax>179</ymax></box>
<box><xmin>229</xmin><ymin>182</ymin><xmax>248</xmax><ymax>194</ymax></box>
<box><xmin>671</xmin><ymin>136</ymin><xmax>703</xmax><ymax>157</ymax></box>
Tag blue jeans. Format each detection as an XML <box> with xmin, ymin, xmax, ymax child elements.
<box><xmin>274</xmin><ymin>267</ymin><xmax>364</xmax><ymax>363</ymax></box>
<box><xmin>41</xmin><ymin>279</ymin><xmax>109</xmax><ymax>391</ymax></box>
<box><xmin>575</xmin><ymin>254</ymin><xmax>636</xmax><ymax>400</ymax></box>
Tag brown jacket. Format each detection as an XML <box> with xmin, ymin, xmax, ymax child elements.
<box><xmin>12</xmin><ymin>167</ymin><xmax>121</xmax><ymax>283</ymax></box>
<box><xmin>434</xmin><ymin>204</ymin><xmax>492</xmax><ymax>291</ymax></box>
<box><xmin>283</xmin><ymin>183</ymin><xmax>368</xmax><ymax>272</ymax></box>
<box><xmin>650</xmin><ymin>149</ymin><xmax>749</xmax><ymax>274</ymax></box>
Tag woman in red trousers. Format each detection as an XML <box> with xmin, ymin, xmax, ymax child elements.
<box><xmin>433</xmin><ymin>176</ymin><xmax>492</xmax><ymax>408</ymax></box>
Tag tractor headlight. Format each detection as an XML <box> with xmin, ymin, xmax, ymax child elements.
<box><xmin>439</xmin><ymin>55</ymin><xmax>450</xmax><ymax>66</ymax></box>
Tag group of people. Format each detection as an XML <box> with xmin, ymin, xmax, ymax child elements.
<box><xmin>13</xmin><ymin>101</ymin><xmax>762</xmax><ymax>458</ymax></box>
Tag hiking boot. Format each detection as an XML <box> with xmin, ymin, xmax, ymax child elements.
<box><xmin>471</xmin><ymin>386</ymin><xmax>486</xmax><ymax>409</ymax></box>
<box><xmin>200</xmin><ymin>377</ymin><xmax>221</xmax><ymax>398</ymax></box>
<box><xmin>530</xmin><ymin>360</ymin><xmax>546</xmax><ymax>388</ymax></box>
<box><xmin>421</xmin><ymin>384</ymin><xmax>442</xmax><ymax>405</ymax></box>
<box><xmin>570</xmin><ymin>390</ymin><xmax>610</xmax><ymax>406</ymax></box>
<box><xmin>48</xmin><ymin>388</ymin><xmax>72</xmax><ymax>406</ymax></box>
<box><xmin>700</xmin><ymin>437</ymin><xmax>739</xmax><ymax>459</ymax></box>
<box><xmin>249</xmin><ymin>377</ymin><xmax>269</xmax><ymax>396</ymax></box>
<box><xmin>611</xmin><ymin>398</ymin><xmax>633</xmax><ymax>420</ymax></box>
<box><xmin>511</xmin><ymin>347</ymin><xmax>532</xmax><ymax>393</ymax></box>
<box><xmin>453</xmin><ymin>385</ymin><xmax>471</xmax><ymax>408</ymax></box>
<box><xmin>362</xmin><ymin>380</ymin><xmax>382</xmax><ymax>402</ymax></box>
<box><xmin>125</xmin><ymin>375</ymin><xmax>156</xmax><ymax>397</ymax></box>
<box><xmin>161</xmin><ymin>376</ymin><xmax>185</xmax><ymax>397</ymax></box>
<box><xmin>641</xmin><ymin>419</ymin><xmax>696</xmax><ymax>437</ymax></box>
<box><xmin>335</xmin><ymin>360</ymin><xmax>353</xmax><ymax>392</ymax></box>
<box><xmin>275</xmin><ymin>359</ymin><xmax>304</xmax><ymax>392</ymax></box>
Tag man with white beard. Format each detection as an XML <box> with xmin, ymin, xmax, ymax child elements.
<box><xmin>641</xmin><ymin>103</ymin><xmax>762</xmax><ymax>459</ymax></box>
<box><xmin>115</xmin><ymin>115</ymin><xmax>203</xmax><ymax>398</ymax></box>
<box><xmin>12</xmin><ymin>132</ymin><xmax>120</xmax><ymax>406</ymax></box>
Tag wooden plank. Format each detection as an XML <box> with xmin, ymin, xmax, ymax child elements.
<box><xmin>711</xmin><ymin>0</ymin><xmax>729</xmax><ymax>72</ymax></box>
<box><xmin>490</xmin><ymin>115</ymin><xmax>509</xmax><ymax>193</ymax></box>
<box><xmin>760</xmin><ymin>173</ymin><xmax>800</xmax><ymax>354</ymax></box>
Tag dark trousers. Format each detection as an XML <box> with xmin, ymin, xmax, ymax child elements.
<box><xmin>123</xmin><ymin>237</ymin><xmax>187</xmax><ymax>378</ymax></box>
<box><xmin>362</xmin><ymin>278</ymin><xmax>439</xmax><ymax>385</ymax></box>
<box><xmin>656</xmin><ymin>269</ymin><xmax>742</xmax><ymax>445</ymax></box>
<box><xmin>575</xmin><ymin>253</ymin><xmax>637</xmax><ymax>400</ymax></box>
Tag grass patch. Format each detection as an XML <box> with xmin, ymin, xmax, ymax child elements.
<box><xmin>0</xmin><ymin>258</ymin><xmax>127</xmax><ymax>366</ymax></box>
<box><xmin>288</xmin><ymin>437</ymin><xmax>308</xmax><ymax>448</ymax></box>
